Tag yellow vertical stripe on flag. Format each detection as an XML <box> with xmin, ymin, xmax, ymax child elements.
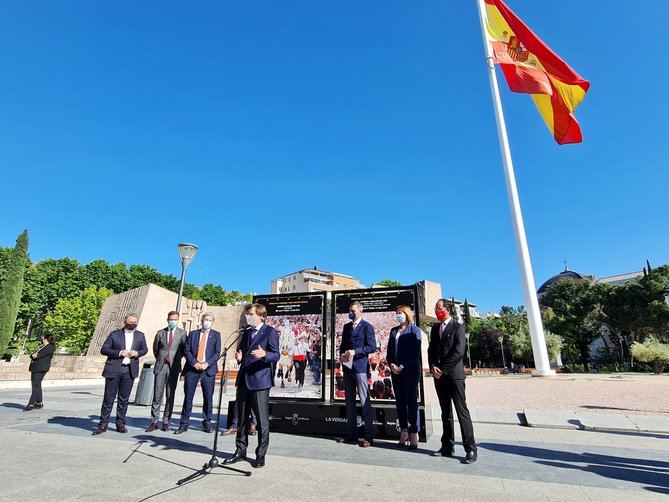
<box><xmin>530</xmin><ymin>94</ymin><xmax>555</xmax><ymax>135</ymax></box>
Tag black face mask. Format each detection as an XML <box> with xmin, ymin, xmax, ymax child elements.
<box><xmin>125</xmin><ymin>323</ymin><xmax>137</xmax><ymax>331</ymax></box>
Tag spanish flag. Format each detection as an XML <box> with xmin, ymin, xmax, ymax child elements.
<box><xmin>482</xmin><ymin>0</ymin><xmax>590</xmax><ymax>144</ymax></box>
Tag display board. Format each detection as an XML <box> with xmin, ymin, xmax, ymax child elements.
<box><xmin>253</xmin><ymin>292</ymin><xmax>327</xmax><ymax>401</ymax></box>
<box><xmin>331</xmin><ymin>286</ymin><xmax>424</xmax><ymax>404</ymax></box>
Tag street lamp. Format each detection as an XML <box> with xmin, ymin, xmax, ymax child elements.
<box><xmin>498</xmin><ymin>333</ymin><xmax>507</xmax><ymax>371</ymax></box>
<box><xmin>176</xmin><ymin>243</ymin><xmax>198</xmax><ymax>315</ymax></box>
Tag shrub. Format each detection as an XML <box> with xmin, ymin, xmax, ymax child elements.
<box><xmin>631</xmin><ymin>336</ymin><xmax>669</xmax><ymax>374</ymax></box>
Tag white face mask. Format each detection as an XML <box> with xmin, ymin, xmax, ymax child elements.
<box><xmin>202</xmin><ymin>320</ymin><xmax>213</xmax><ymax>330</ymax></box>
<box><xmin>245</xmin><ymin>314</ymin><xmax>257</xmax><ymax>327</ymax></box>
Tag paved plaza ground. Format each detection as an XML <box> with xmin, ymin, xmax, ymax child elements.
<box><xmin>1</xmin><ymin>382</ymin><xmax>668</xmax><ymax>501</ymax></box>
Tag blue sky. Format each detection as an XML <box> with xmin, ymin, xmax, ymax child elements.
<box><xmin>1</xmin><ymin>1</ymin><xmax>667</xmax><ymax>314</ymax></box>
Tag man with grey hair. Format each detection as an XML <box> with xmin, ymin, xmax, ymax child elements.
<box><xmin>93</xmin><ymin>313</ymin><xmax>148</xmax><ymax>435</ymax></box>
<box><xmin>337</xmin><ymin>300</ymin><xmax>377</xmax><ymax>447</ymax></box>
<box><xmin>175</xmin><ymin>312</ymin><xmax>221</xmax><ymax>434</ymax></box>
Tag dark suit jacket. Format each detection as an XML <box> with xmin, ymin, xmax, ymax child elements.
<box><xmin>339</xmin><ymin>319</ymin><xmax>377</xmax><ymax>374</ymax></box>
<box><xmin>236</xmin><ymin>324</ymin><xmax>280</xmax><ymax>391</ymax></box>
<box><xmin>427</xmin><ymin>320</ymin><xmax>466</xmax><ymax>380</ymax></box>
<box><xmin>153</xmin><ymin>327</ymin><xmax>187</xmax><ymax>374</ymax></box>
<box><xmin>29</xmin><ymin>344</ymin><xmax>55</xmax><ymax>373</ymax></box>
<box><xmin>101</xmin><ymin>329</ymin><xmax>149</xmax><ymax>379</ymax></box>
<box><xmin>183</xmin><ymin>329</ymin><xmax>221</xmax><ymax>377</ymax></box>
<box><xmin>387</xmin><ymin>324</ymin><xmax>422</xmax><ymax>371</ymax></box>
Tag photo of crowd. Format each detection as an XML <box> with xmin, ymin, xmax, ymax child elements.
<box><xmin>264</xmin><ymin>314</ymin><xmax>323</xmax><ymax>400</ymax></box>
<box><xmin>333</xmin><ymin>310</ymin><xmax>402</xmax><ymax>402</ymax></box>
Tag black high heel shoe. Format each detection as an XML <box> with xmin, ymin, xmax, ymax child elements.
<box><xmin>397</xmin><ymin>431</ymin><xmax>409</xmax><ymax>447</ymax></box>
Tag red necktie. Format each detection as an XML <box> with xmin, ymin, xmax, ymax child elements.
<box><xmin>165</xmin><ymin>330</ymin><xmax>174</xmax><ymax>363</ymax></box>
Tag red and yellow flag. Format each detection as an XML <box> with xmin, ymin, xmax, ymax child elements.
<box><xmin>482</xmin><ymin>0</ymin><xmax>590</xmax><ymax>144</ymax></box>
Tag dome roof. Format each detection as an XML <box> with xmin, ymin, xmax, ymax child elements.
<box><xmin>537</xmin><ymin>270</ymin><xmax>586</xmax><ymax>295</ymax></box>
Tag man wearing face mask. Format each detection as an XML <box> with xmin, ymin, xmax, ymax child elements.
<box><xmin>174</xmin><ymin>313</ymin><xmax>221</xmax><ymax>434</ymax></box>
<box><xmin>428</xmin><ymin>299</ymin><xmax>477</xmax><ymax>463</ymax></box>
<box><xmin>146</xmin><ymin>311</ymin><xmax>187</xmax><ymax>432</ymax></box>
<box><xmin>338</xmin><ymin>301</ymin><xmax>377</xmax><ymax>447</ymax></box>
<box><xmin>93</xmin><ymin>314</ymin><xmax>148</xmax><ymax>435</ymax></box>
<box><xmin>224</xmin><ymin>303</ymin><xmax>280</xmax><ymax>469</ymax></box>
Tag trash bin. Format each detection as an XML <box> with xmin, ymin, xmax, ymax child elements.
<box><xmin>133</xmin><ymin>361</ymin><xmax>155</xmax><ymax>405</ymax></box>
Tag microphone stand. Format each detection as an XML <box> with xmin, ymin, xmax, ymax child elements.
<box><xmin>177</xmin><ymin>328</ymin><xmax>251</xmax><ymax>485</ymax></box>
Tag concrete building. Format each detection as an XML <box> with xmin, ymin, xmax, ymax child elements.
<box><xmin>86</xmin><ymin>284</ymin><xmax>245</xmax><ymax>370</ymax></box>
<box><xmin>270</xmin><ymin>267</ymin><xmax>365</xmax><ymax>294</ymax></box>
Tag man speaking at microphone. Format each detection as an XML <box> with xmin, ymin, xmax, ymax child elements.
<box><xmin>224</xmin><ymin>303</ymin><xmax>280</xmax><ymax>469</ymax></box>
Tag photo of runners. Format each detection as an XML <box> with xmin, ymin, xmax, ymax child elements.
<box><xmin>253</xmin><ymin>293</ymin><xmax>326</xmax><ymax>400</ymax></box>
<box><xmin>332</xmin><ymin>287</ymin><xmax>423</xmax><ymax>403</ymax></box>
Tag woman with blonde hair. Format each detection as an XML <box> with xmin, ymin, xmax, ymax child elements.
<box><xmin>386</xmin><ymin>305</ymin><xmax>422</xmax><ymax>449</ymax></box>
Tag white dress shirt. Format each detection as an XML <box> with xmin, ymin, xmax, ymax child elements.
<box><xmin>122</xmin><ymin>330</ymin><xmax>134</xmax><ymax>365</ymax></box>
<box><xmin>440</xmin><ymin>317</ymin><xmax>452</xmax><ymax>337</ymax></box>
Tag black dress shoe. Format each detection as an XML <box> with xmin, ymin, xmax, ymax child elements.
<box><xmin>34</xmin><ymin>403</ymin><xmax>44</xmax><ymax>409</ymax></box>
<box><xmin>253</xmin><ymin>456</ymin><xmax>265</xmax><ymax>468</ymax></box>
<box><xmin>464</xmin><ymin>451</ymin><xmax>478</xmax><ymax>464</ymax></box>
<box><xmin>203</xmin><ymin>425</ymin><xmax>213</xmax><ymax>433</ymax></box>
<box><xmin>117</xmin><ymin>425</ymin><xmax>128</xmax><ymax>433</ymax></box>
<box><xmin>92</xmin><ymin>427</ymin><xmax>107</xmax><ymax>436</ymax></box>
<box><xmin>337</xmin><ymin>436</ymin><xmax>358</xmax><ymax>444</ymax></box>
<box><xmin>23</xmin><ymin>405</ymin><xmax>35</xmax><ymax>411</ymax></box>
<box><xmin>174</xmin><ymin>426</ymin><xmax>188</xmax><ymax>435</ymax></box>
<box><xmin>223</xmin><ymin>452</ymin><xmax>246</xmax><ymax>465</ymax></box>
<box><xmin>431</xmin><ymin>449</ymin><xmax>454</xmax><ymax>457</ymax></box>
<box><xmin>161</xmin><ymin>423</ymin><xmax>170</xmax><ymax>432</ymax></box>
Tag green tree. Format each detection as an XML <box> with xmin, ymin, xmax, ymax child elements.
<box><xmin>509</xmin><ymin>329</ymin><xmax>563</xmax><ymax>365</ymax></box>
<box><xmin>374</xmin><ymin>279</ymin><xmax>402</xmax><ymax>288</ymax></box>
<box><xmin>43</xmin><ymin>286</ymin><xmax>114</xmax><ymax>355</ymax></box>
<box><xmin>0</xmin><ymin>230</ymin><xmax>29</xmax><ymax>355</ymax></box>
<box><xmin>462</xmin><ymin>298</ymin><xmax>472</xmax><ymax>330</ymax></box>
<box><xmin>540</xmin><ymin>279</ymin><xmax>604</xmax><ymax>371</ymax></box>
<box><xmin>601</xmin><ymin>265</ymin><xmax>669</xmax><ymax>346</ymax></box>
<box><xmin>631</xmin><ymin>336</ymin><xmax>669</xmax><ymax>374</ymax></box>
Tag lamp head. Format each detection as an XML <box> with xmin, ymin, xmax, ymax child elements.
<box><xmin>178</xmin><ymin>243</ymin><xmax>198</xmax><ymax>269</ymax></box>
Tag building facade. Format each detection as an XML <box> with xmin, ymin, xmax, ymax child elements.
<box><xmin>270</xmin><ymin>267</ymin><xmax>365</xmax><ymax>294</ymax></box>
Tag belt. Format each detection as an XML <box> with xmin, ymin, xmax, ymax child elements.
<box><xmin>122</xmin><ymin>363</ymin><xmax>131</xmax><ymax>367</ymax></box>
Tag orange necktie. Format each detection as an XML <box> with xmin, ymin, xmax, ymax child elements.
<box><xmin>196</xmin><ymin>332</ymin><xmax>208</xmax><ymax>364</ymax></box>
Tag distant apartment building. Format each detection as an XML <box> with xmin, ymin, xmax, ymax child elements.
<box><xmin>270</xmin><ymin>267</ymin><xmax>365</xmax><ymax>294</ymax></box>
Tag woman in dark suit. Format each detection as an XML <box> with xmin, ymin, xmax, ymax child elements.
<box><xmin>387</xmin><ymin>305</ymin><xmax>423</xmax><ymax>449</ymax></box>
<box><xmin>25</xmin><ymin>334</ymin><xmax>56</xmax><ymax>411</ymax></box>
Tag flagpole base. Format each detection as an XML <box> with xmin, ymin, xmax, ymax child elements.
<box><xmin>531</xmin><ymin>369</ymin><xmax>556</xmax><ymax>377</ymax></box>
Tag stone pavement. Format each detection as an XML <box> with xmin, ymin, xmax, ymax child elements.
<box><xmin>1</xmin><ymin>385</ymin><xmax>668</xmax><ymax>501</ymax></box>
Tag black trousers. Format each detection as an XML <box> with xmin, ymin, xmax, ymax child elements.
<box><xmin>28</xmin><ymin>371</ymin><xmax>47</xmax><ymax>406</ymax></box>
<box><xmin>294</xmin><ymin>359</ymin><xmax>306</xmax><ymax>386</ymax></box>
<box><xmin>391</xmin><ymin>366</ymin><xmax>421</xmax><ymax>433</ymax></box>
<box><xmin>234</xmin><ymin>380</ymin><xmax>270</xmax><ymax>458</ymax></box>
<box><xmin>434</xmin><ymin>377</ymin><xmax>476</xmax><ymax>452</ymax></box>
<box><xmin>99</xmin><ymin>365</ymin><xmax>134</xmax><ymax>428</ymax></box>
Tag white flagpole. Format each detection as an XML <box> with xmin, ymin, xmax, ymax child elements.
<box><xmin>475</xmin><ymin>0</ymin><xmax>554</xmax><ymax>376</ymax></box>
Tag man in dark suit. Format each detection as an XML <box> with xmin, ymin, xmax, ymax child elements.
<box><xmin>428</xmin><ymin>299</ymin><xmax>477</xmax><ymax>463</ymax></box>
<box><xmin>146</xmin><ymin>310</ymin><xmax>187</xmax><ymax>432</ymax></box>
<box><xmin>175</xmin><ymin>312</ymin><xmax>221</xmax><ymax>434</ymax></box>
<box><xmin>93</xmin><ymin>313</ymin><xmax>148</xmax><ymax>435</ymax></box>
<box><xmin>337</xmin><ymin>301</ymin><xmax>377</xmax><ymax>447</ymax></box>
<box><xmin>224</xmin><ymin>303</ymin><xmax>280</xmax><ymax>469</ymax></box>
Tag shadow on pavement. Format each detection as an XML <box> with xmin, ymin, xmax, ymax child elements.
<box><xmin>0</xmin><ymin>402</ymin><xmax>26</xmax><ymax>410</ymax></box>
<box><xmin>480</xmin><ymin>442</ymin><xmax>669</xmax><ymax>494</ymax></box>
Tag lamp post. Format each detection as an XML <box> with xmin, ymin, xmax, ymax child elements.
<box><xmin>176</xmin><ymin>243</ymin><xmax>198</xmax><ymax>315</ymax></box>
<box><xmin>498</xmin><ymin>333</ymin><xmax>507</xmax><ymax>371</ymax></box>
